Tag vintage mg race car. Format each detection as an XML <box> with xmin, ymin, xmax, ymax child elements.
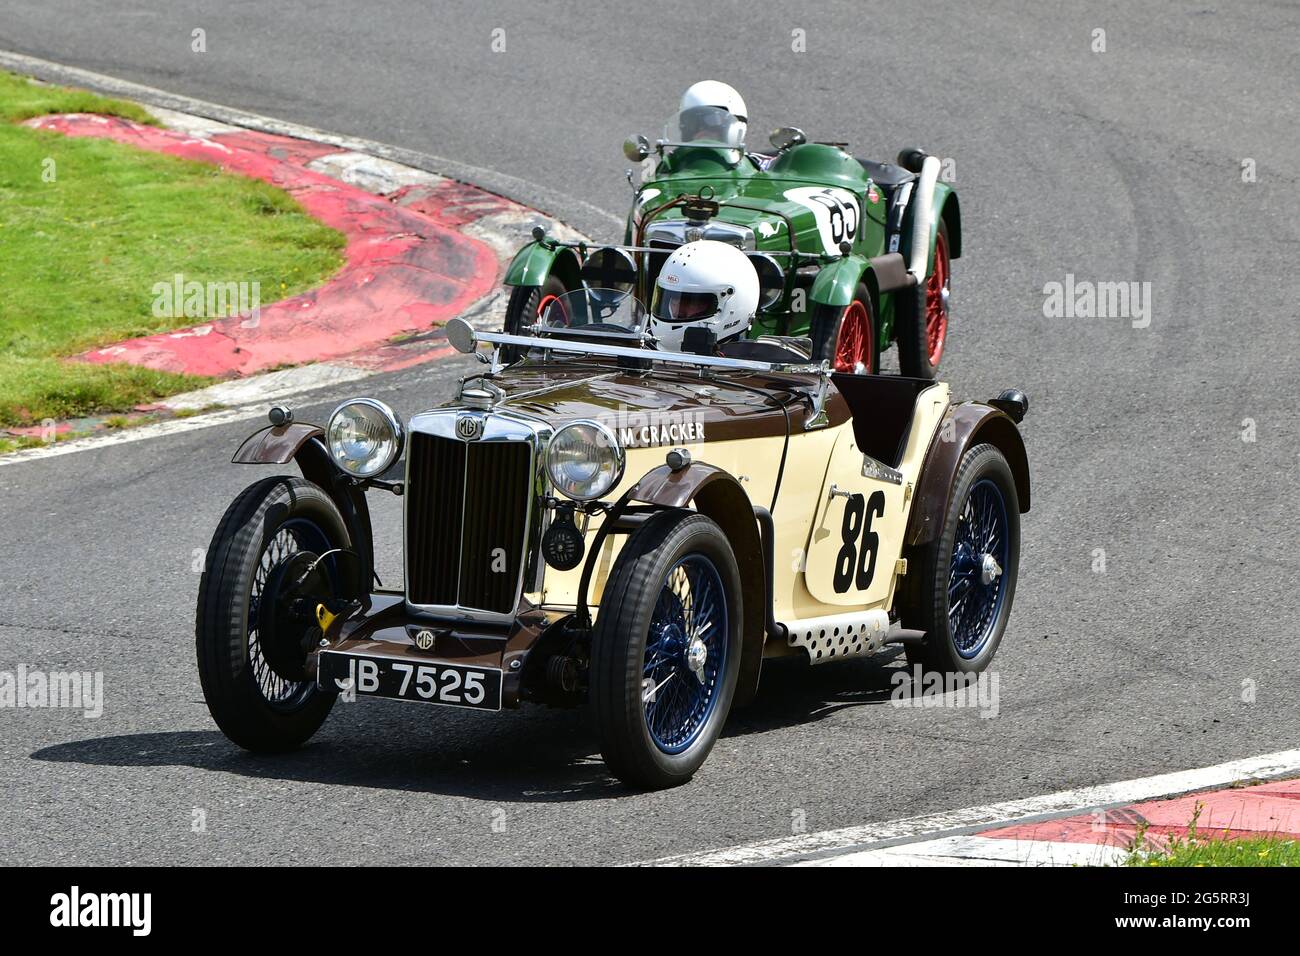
<box><xmin>196</xmin><ymin>290</ymin><xmax>1027</xmax><ymax>789</ymax></box>
<box><xmin>503</xmin><ymin>105</ymin><xmax>959</xmax><ymax>378</ymax></box>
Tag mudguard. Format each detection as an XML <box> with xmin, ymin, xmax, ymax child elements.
<box><xmin>899</xmin><ymin>183</ymin><xmax>961</xmax><ymax>278</ymax></box>
<box><xmin>894</xmin><ymin>180</ymin><xmax>967</xmax><ymax>280</ymax></box>
<box><xmin>503</xmin><ymin>241</ymin><xmax>582</xmax><ymax>289</ymax></box>
<box><xmin>232</xmin><ymin>423</ymin><xmax>375</xmax><ymax>589</ymax></box>
<box><xmin>629</xmin><ymin>463</ymin><xmax>766</xmax><ymax>708</ymax></box>
<box><xmin>809</xmin><ymin>254</ymin><xmax>870</xmax><ymax>309</ymax></box>
<box><xmin>905</xmin><ymin>402</ymin><xmax>1030</xmax><ymax>551</ymax></box>
<box><xmin>809</xmin><ymin>252</ymin><xmax>914</xmax><ymax>310</ymax></box>
<box><xmin>231</xmin><ymin>422</ymin><xmax>322</xmax><ymax>464</ymax></box>
<box><xmin>933</xmin><ymin>185</ymin><xmax>961</xmax><ymax>260</ymax></box>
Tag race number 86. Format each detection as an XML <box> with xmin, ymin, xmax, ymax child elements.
<box><xmin>833</xmin><ymin>491</ymin><xmax>885</xmax><ymax>593</ymax></box>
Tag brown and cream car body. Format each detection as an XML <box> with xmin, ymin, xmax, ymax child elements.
<box><xmin>199</xmin><ymin>315</ymin><xmax>1029</xmax><ymax>789</ymax></box>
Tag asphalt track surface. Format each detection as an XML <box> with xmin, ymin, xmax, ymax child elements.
<box><xmin>1</xmin><ymin>1</ymin><xmax>1298</xmax><ymax>865</ymax></box>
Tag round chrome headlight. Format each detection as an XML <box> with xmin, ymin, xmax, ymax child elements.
<box><xmin>546</xmin><ymin>420</ymin><xmax>624</xmax><ymax>501</ymax></box>
<box><xmin>325</xmin><ymin>399</ymin><xmax>404</xmax><ymax>478</ymax></box>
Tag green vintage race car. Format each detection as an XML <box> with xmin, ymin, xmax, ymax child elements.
<box><xmin>503</xmin><ymin>105</ymin><xmax>960</xmax><ymax>378</ymax></box>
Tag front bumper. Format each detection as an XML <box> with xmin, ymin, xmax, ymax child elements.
<box><xmin>307</xmin><ymin>592</ymin><xmax>550</xmax><ymax>708</ymax></box>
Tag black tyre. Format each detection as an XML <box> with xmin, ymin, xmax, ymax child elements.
<box><xmin>907</xmin><ymin>443</ymin><xmax>1019</xmax><ymax>674</ymax></box>
<box><xmin>810</xmin><ymin>281</ymin><xmax>878</xmax><ymax>374</ymax></box>
<box><xmin>502</xmin><ymin>274</ymin><xmax>567</xmax><ymax>362</ymax></box>
<box><xmin>590</xmin><ymin>510</ymin><xmax>742</xmax><ymax>790</ymax></box>
<box><xmin>196</xmin><ymin>476</ymin><xmax>349</xmax><ymax>751</ymax></box>
<box><xmin>897</xmin><ymin>219</ymin><xmax>951</xmax><ymax>379</ymax></box>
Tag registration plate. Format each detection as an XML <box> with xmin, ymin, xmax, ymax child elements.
<box><xmin>318</xmin><ymin>651</ymin><xmax>502</xmax><ymax>711</ymax></box>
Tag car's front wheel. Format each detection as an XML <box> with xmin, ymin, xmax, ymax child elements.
<box><xmin>196</xmin><ymin>476</ymin><xmax>348</xmax><ymax>751</ymax></box>
<box><xmin>590</xmin><ymin>510</ymin><xmax>742</xmax><ymax>790</ymax></box>
<box><xmin>502</xmin><ymin>274</ymin><xmax>566</xmax><ymax>362</ymax></box>
<box><xmin>810</xmin><ymin>281</ymin><xmax>878</xmax><ymax>374</ymax></box>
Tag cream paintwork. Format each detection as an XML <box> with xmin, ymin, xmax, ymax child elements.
<box><xmin>533</xmin><ymin>382</ymin><xmax>950</xmax><ymax>660</ymax></box>
<box><xmin>802</xmin><ymin>427</ymin><xmax>901</xmax><ymax>608</ymax></box>
<box><xmin>534</xmin><ymin>432</ymin><xmax>789</xmax><ymax>607</ymax></box>
<box><xmin>803</xmin><ymin>383</ymin><xmax>950</xmax><ymax>610</ymax></box>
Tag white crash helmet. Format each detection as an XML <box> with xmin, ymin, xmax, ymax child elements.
<box><xmin>650</xmin><ymin>240</ymin><xmax>759</xmax><ymax>352</ymax></box>
<box><xmin>680</xmin><ymin>81</ymin><xmax>748</xmax><ymax>142</ymax></box>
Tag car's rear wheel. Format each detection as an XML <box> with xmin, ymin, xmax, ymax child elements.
<box><xmin>907</xmin><ymin>444</ymin><xmax>1019</xmax><ymax>673</ymax></box>
<box><xmin>898</xmin><ymin>220</ymin><xmax>951</xmax><ymax>379</ymax></box>
<box><xmin>590</xmin><ymin>510</ymin><xmax>742</xmax><ymax>790</ymax></box>
<box><xmin>196</xmin><ymin>477</ymin><xmax>347</xmax><ymax>751</ymax></box>
<box><xmin>810</xmin><ymin>282</ymin><xmax>878</xmax><ymax>374</ymax></box>
<box><xmin>502</xmin><ymin>274</ymin><xmax>567</xmax><ymax>362</ymax></box>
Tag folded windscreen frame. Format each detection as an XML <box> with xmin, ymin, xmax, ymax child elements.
<box><xmin>832</xmin><ymin>372</ymin><xmax>934</xmax><ymax>467</ymax></box>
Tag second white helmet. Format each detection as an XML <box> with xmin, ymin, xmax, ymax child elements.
<box><xmin>680</xmin><ymin>81</ymin><xmax>747</xmax><ymax>141</ymax></box>
<box><xmin>650</xmin><ymin>240</ymin><xmax>759</xmax><ymax>352</ymax></box>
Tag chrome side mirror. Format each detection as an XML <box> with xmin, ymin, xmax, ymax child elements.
<box><xmin>769</xmin><ymin>126</ymin><xmax>807</xmax><ymax>151</ymax></box>
<box><xmin>445</xmin><ymin>317</ymin><xmax>477</xmax><ymax>354</ymax></box>
<box><xmin>623</xmin><ymin>134</ymin><xmax>651</xmax><ymax>162</ymax></box>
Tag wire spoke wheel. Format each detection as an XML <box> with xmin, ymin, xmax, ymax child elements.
<box><xmin>246</xmin><ymin>520</ymin><xmax>331</xmax><ymax>711</ymax></box>
<box><xmin>591</xmin><ymin>510</ymin><xmax>741</xmax><ymax>789</ymax></box>
<box><xmin>833</xmin><ymin>299</ymin><xmax>874</xmax><ymax>374</ymax></box>
<box><xmin>641</xmin><ymin>555</ymin><xmax>727</xmax><ymax>754</ymax></box>
<box><xmin>812</xmin><ymin>282</ymin><xmax>876</xmax><ymax>375</ymax></box>
<box><xmin>197</xmin><ymin>477</ymin><xmax>349</xmax><ymax>752</ymax></box>
<box><xmin>502</xmin><ymin>275</ymin><xmax>567</xmax><ymax>361</ymax></box>
<box><xmin>924</xmin><ymin>230</ymin><xmax>950</xmax><ymax>367</ymax></box>
<box><xmin>946</xmin><ymin>478</ymin><xmax>1009</xmax><ymax>659</ymax></box>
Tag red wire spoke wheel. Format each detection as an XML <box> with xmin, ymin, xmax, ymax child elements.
<box><xmin>832</xmin><ymin>299</ymin><xmax>874</xmax><ymax>374</ymax></box>
<box><xmin>810</xmin><ymin>282</ymin><xmax>877</xmax><ymax>375</ymax></box>
<box><xmin>923</xmin><ymin>230</ymin><xmax>950</xmax><ymax>368</ymax></box>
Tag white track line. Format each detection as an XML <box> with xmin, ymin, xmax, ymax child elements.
<box><xmin>0</xmin><ymin>402</ymin><xmax>277</xmax><ymax>466</ymax></box>
<box><xmin>638</xmin><ymin>748</ymin><xmax>1300</xmax><ymax>866</ymax></box>
<box><xmin>0</xmin><ymin>362</ymin><xmax>410</xmax><ymax>467</ymax></box>
<box><xmin>794</xmin><ymin>835</ymin><xmax>1128</xmax><ymax>867</ymax></box>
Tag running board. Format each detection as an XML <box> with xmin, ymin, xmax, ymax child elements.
<box><xmin>783</xmin><ymin>609</ymin><xmax>895</xmax><ymax>664</ymax></box>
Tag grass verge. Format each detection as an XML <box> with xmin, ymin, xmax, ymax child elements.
<box><xmin>0</xmin><ymin>70</ymin><xmax>345</xmax><ymax>427</ymax></box>
<box><xmin>1123</xmin><ymin>801</ymin><xmax>1300</xmax><ymax>866</ymax></box>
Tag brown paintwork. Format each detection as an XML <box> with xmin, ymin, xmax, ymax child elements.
<box><xmin>451</xmin><ymin>362</ymin><xmax>848</xmax><ymax>442</ymax></box>
<box><xmin>315</xmin><ymin>592</ymin><xmax>550</xmax><ymax>707</ymax></box>
<box><xmin>232</xmin><ymin>422</ymin><xmax>325</xmax><ymax>464</ymax></box>
<box><xmin>629</xmin><ymin>462</ymin><xmax>732</xmax><ymax>508</ymax></box>
<box><xmin>277</xmin><ymin>370</ymin><xmax>1028</xmax><ymax>716</ymax></box>
<box><xmin>231</xmin><ymin>420</ymin><xmax>376</xmax><ymax>589</ymax></box>
<box><xmin>905</xmin><ymin>401</ymin><xmax>1031</xmax><ymax>550</ymax></box>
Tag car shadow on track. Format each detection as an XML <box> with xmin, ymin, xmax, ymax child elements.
<box><xmin>29</xmin><ymin>652</ymin><xmax>911</xmax><ymax>801</ymax></box>
<box><xmin>729</xmin><ymin>650</ymin><xmax>910</xmax><ymax>737</ymax></box>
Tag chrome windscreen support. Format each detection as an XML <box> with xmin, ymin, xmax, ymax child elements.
<box><xmin>473</xmin><ymin>345</ymin><xmax>505</xmax><ymax>376</ymax></box>
<box><xmin>803</xmin><ymin>363</ymin><xmax>832</xmax><ymax>430</ymax></box>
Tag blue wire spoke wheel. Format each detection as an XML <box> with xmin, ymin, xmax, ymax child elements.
<box><xmin>591</xmin><ymin>510</ymin><xmax>741</xmax><ymax>789</ymax></box>
<box><xmin>641</xmin><ymin>554</ymin><xmax>728</xmax><ymax>754</ymax></box>
<box><xmin>946</xmin><ymin>478</ymin><xmax>1010</xmax><ymax>660</ymax></box>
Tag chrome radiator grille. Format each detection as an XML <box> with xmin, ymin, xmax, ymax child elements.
<box><xmin>404</xmin><ymin>430</ymin><xmax>533</xmax><ymax>614</ymax></box>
